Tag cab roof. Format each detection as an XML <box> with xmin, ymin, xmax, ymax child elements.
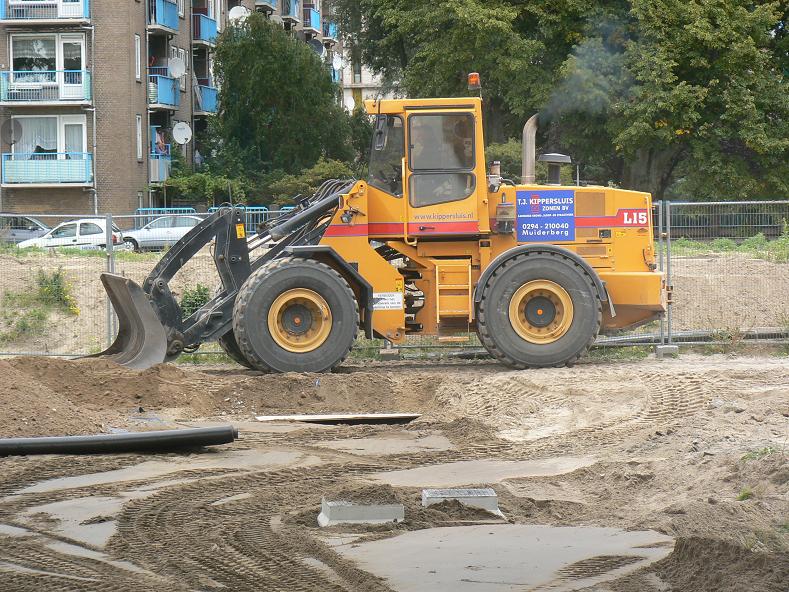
<box><xmin>364</xmin><ymin>97</ymin><xmax>483</xmax><ymax>116</ymax></box>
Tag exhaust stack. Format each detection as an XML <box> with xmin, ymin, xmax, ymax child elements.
<box><xmin>521</xmin><ymin>114</ymin><xmax>538</xmax><ymax>183</ymax></box>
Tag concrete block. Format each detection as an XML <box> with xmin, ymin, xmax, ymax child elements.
<box><xmin>318</xmin><ymin>498</ymin><xmax>405</xmax><ymax>527</ymax></box>
<box><xmin>655</xmin><ymin>345</ymin><xmax>680</xmax><ymax>359</ymax></box>
<box><xmin>421</xmin><ymin>488</ymin><xmax>503</xmax><ymax>516</ymax></box>
<box><xmin>378</xmin><ymin>348</ymin><xmax>401</xmax><ymax>361</ymax></box>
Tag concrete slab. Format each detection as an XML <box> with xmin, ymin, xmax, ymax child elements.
<box><xmin>318</xmin><ymin>498</ymin><xmax>405</xmax><ymax>527</ymax></box>
<box><xmin>337</xmin><ymin>524</ymin><xmax>674</xmax><ymax>592</ymax></box>
<box><xmin>422</xmin><ymin>488</ymin><xmax>502</xmax><ymax>516</ymax></box>
<box><xmin>370</xmin><ymin>457</ymin><xmax>596</xmax><ymax>488</ymax></box>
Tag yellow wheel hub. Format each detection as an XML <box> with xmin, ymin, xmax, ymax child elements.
<box><xmin>508</xmin><ymin>280</ymin><xmax>574</xmax><ymax>344</ymax></box>
<box><xmin>268</xmin><ymin>289</ymin><xmax>332</xmax><ymax>353</ymax></box>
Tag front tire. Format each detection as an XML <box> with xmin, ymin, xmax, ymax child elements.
<box><xmin>233</xmin><ymin>257</ymin><xmax>358</xmax><ymax>373</ymax></box>
<box><xmin>477</xmin><ymin>251</ymin><xmax>601</xmax><ymax>368</ymax></box>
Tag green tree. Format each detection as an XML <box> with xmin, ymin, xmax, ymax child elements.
<box><xmin>335</xmin><ymin>0</ymin><xmax>788</xmax><ymax>200</ymax></box>
<box><xmin>213</xmin><ymin>13</ymin><xmax>353</xmax><ymax>174</ymax></box>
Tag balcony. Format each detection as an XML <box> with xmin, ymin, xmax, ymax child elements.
<box><xmin>281</xmin><ymin>0</ymin><xmax>299</xmax><ymax>24</ymax></box>
<box><xmin>194</xmin><ymin>84</ymin><xmax>218</xmax><ymax>115</ymax></box>
<box><xmin>0</xmin><ymin>70</ymin><xmax>91</xmax><ymax>105</ymax></box>
<box><xmin>302</xmin><ymin>7</ymin><xmax>320</xmax><ymax>35</ymax></box>
<box><xmin>149</xmin><ymin>153</ymin><xmax>171</xmax><ymax>184</ymax></box>
<box><xmin>322</xmin><ymin>19</ymin><xmax>338</xmax><ymax>44</ymax></box>
<box><xmin>0</xmin><ymin>0</ymin><xmax>89</xmax><ymax>24</ymax></box>
<box><xmin>148</xmin><ymin>0</ymin><xmax>178</xmax><ymax>34</ymax></box>
<box><xmin>2</xmin><ymin>152</ymin><xmax>93</xmax><ymax>187</ymax></box>
<box><xmin>192</xmin><ymin>13</ymin><xmax>217</xmax><ymax>46</ymax></box>
<box><xmin>255</xmin><ymin>0</ymin><xmax>277</xmax><ymax>12</ymax></box>
<box><xmin>148</xmin><ymin>69</ymin><xmax>180</xmax><ymax>109</ymax></box>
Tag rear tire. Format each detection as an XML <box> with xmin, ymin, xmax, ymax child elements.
<box><xmin>477</xmin><ymin>251</ymin><xmax>601</xmax><ymax>369</ymax></box>
<box><xmin>218</xmin><ymin>331</ymin><xmax>254</xmax><ymax>370</ymax></box>
<box><xmin>233</xmin><ymin>257</ymin><xmax>358</xmax><ymax>373</ymax></box>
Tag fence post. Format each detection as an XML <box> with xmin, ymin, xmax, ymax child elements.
<box><xmin>657</xmin><ymin>200</ymin><xmax>665</xmax><ymax>346</ymax></box>
<box><xmin>105</xmin><ymin>213</ymin><xmax>115</xmax><ymax>349</ymax></box>
<box><xmin>665</xmin><ymin>201</ymin><xmax>673</xmax><ymax>345</ymax></box>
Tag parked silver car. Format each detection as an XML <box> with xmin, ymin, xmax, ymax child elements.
<box><xmin>17</xmin><ymin>218</ymin><xmax>123</xmax><ymax>250</ymax></box>
<box><xmin>122</xmin><ymin>215</ymin><xmax>203</xmax><ymax>251</ymax></box>
<box><xmin>0</xmin><ymin>214</ymin><xmax>50</xmax><ymax>244</ymax></box>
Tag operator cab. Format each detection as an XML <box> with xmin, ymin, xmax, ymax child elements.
<box><xmin>364</xmin><ymin>98</ymin><xmax>489</xmax><ymax>237</ymax></box>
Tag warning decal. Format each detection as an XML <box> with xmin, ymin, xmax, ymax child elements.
<box><xmin>373</xmin><ymin>292</ymin><xmax>404</xmax><ymax>311</ymax></box>
<box><xmin>516</xmin><ymin>189</ymin><xmax>575</xmax><ymax>242</ymax></box>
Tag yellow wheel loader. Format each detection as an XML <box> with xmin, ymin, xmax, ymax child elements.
<box><xmin>96</xmin><ymin>93</ymin><xmax>666</xmax><ymax>372</ymax></box>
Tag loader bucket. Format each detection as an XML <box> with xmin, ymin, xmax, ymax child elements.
<box><xmin>86</xmin><ymin>273</ymin><xmax>168</xmax><ymax>369</ymax></box>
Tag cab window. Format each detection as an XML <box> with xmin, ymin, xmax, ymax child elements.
<box><xmin>368</xmin><ymin>115</ymin><xmax>404</xmax><ymax>197</ymax></box>
<box><xmin>408</xmin><ymin>113</ymin><xmax>476</xmax><ymax>207</ymax></box>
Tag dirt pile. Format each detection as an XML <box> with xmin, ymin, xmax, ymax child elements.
<box><xmin>0</xmin><ymin>359</ymin><xmax>102</xmax><ymax>437</ymax></box>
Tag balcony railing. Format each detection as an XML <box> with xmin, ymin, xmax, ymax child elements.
<box><xmin>282</xmin><ymin>0</ymin><xmax>299</xmax><ymax>21</ymax></box>
<box><xmin>192</xmin><ymin>13</ymin><xmax>217</xmax><ymax>44</ymax></box>
<box><xmin>195</xmin><ymin>85</ymin><xmax>218</xmax><ymax>114</ymax></box>
<box><xmin>148</xmin><ymin>0</ymin><xmax>178</xmax><ymax>32</ymax></box>
<box><xmin>148</xmin><ymin>71</ymin><xmax>180</xmax><ymax>108</ymax></box>
<box><xmin>149</xmin><ymin>152</ymin><xmax>171</xmax><ymax>184</ymax></box>
<box><xmin>303</xmin><ymin>7</ymin><xmax>319</xmax><ymax>32</ymax></box>
<box><xmin>0</xmin><ymin>70</ymin><xmax>91</xmax><ymax>103</ymax></box>
<box><xmin>2</xmin><ymin>152</ymin><xmax>93</xmax><ymax>185</ymax></box>
<box><xmin>0</xmin><ymin>0</ymin><xmax>89</xmax><ymax>21</ymax></box>
<box><xmin>322</xmin><ymin>20</ymin><xmax>338</xmax><ymax>41</ymax></box>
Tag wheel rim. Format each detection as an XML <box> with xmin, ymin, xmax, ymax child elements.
<box><xmin>508</xmin><ymin>280</ymin><xmax>574</xmax><ymax>344</ymax></box>
<box><xmin>267</xmin><ymin>289</ymin><xmax>332</xmax><ymax>353</ymax></box>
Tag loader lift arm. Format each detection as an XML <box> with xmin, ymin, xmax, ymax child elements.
<box><xmin>93</xmin><ymin>180</ymin><xmax>356</xmax><ymax>367</ymax></box>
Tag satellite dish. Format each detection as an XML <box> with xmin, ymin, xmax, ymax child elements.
<box><xmin>172</xmin><ymin>122</ymin><xmax>193</xmax><ymax>145</ymax></box>
<box><xmin>308</xmin><ymin>39</ymin><xmax>326</xmax><ymax>58</ymax></box>
<box><xmin>168</xmin><ymin>57</ymin><xmax>186</xmax><ymax>79</ymax></box>
<box><xmin>228</xmin><ymin>5</ymin><xmax>250</xmax><ymax>23</ymax></box>
<box><xmin>0</xmin><ymin>119</ymin><xmax>23</xmax><ymax>145</ymax></box>
<box><xmin>332</xmin><ymin>54</ymin><xmax>343</xmax><ymax>71</ymax></box>
<box><xmin>270</xmin><ymin>14</ymin><xmax>283</xmax><ymax>25</ymax></box>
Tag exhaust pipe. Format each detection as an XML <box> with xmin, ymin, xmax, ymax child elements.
<box><xmin>521</xmin><ymin>114</ymin><xmax>538</xmax><ymax>184</ymax></box>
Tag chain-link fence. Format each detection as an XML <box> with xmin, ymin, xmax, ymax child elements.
<box><xmin>0</xmin><ymin>201</ymin><xmax>787</xmax><ymax>359</ymax></box>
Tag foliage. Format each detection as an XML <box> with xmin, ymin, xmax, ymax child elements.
<box><xmin>212</xmin><ymin>13</ymin><xmax>353</xmax><ymax>175</ymax></box>
<box><xmin>335</xmin><ymin>0</ymin><xmax>789</xmax><ymax>200</ymax></box>
<box><xmin>180</xmin><ymin>284</ymin><xmax>211</xmax><ymax>318</ymax></box>
<box><xmin>670</xmin><ymin>231</ymin><xmax>789</xmax><ymax>264</ymax></box>
<box><xmin>0</xmin><ymin>267</ymin><xmax>79</xmax><ymax>344</ymax></box>
<box><xmin>348</xmin><ymin>106</ymin><xmax>375</xmax><ymax>173</ymax></box>
<box><xmin>163</xmin><ymin>171</ymin><xmax>252</xmax><ymax>206</ymax></box>
<box><xmin>268</xmin><ymin>159</ymin><xmax>356</xmax><ymax>205</ymax></box>
<box><xmin>737</xmin><ymin>487</ymin><xmax>754</xmax><ymax>501</ymax></box>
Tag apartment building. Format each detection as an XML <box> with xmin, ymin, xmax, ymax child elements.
<box><xmin>0</xmin><ymin>0</ymin><xmax>340</xmax><ymax>215</ymax></box>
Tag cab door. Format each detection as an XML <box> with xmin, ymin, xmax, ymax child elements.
<box><xmin>403</xmin><ymin>109</ymin><xmax>486</xmax><ymax>238</ymax></box>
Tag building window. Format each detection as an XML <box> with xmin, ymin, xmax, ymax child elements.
<box><xmin>11</xmin><ymin>115</ymin><xmax>87</xmax><ymax>157</ymax></box>
<box><xmin>353</xmin><ymin>60</ymin><xmax>362</xmax><ymax>84</ymax></box>
<box><xmin>135</xmin><ymin>34</ymin><xmax>142</xmax><ymax>80</ymax></box>
<box><xmin>136</xmin><ymin>115</ymin><xmax>143</xmax><ymax>161</ymax></box>
<box><xmin>170</xmin><ymin>45</ymin><xmax>188</xmax><ymax>91</ymax></box>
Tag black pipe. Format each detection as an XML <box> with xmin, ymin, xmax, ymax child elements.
<box><xmin>0</xmin><ymin>426</ymin><xmax>238</xmax><ymax>456</ymax></box>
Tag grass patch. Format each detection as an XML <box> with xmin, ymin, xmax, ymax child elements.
<box><xmin>589</xmin><ymin>345</ymin><xmax>652</xmax><ymax>361</ymax></box>
<box><xmin>670</xmin><ymin>223</ymin><xmax>789</xmax><ymax>263</ymax></box>
<box><xmin>180</xmin><ymin>284</ymin><xmax>211</xmax><ymax>318</ymax></box>
<box><xmin>736</xmin><ymin>487</ymin><xmax>754</xmax><ymax>501</ymax></box>
<box><xmin>0</xmin><ymin>267</ymin><xmax>79</xmax><ymax>344</ymax></box>
<box><xmin>177</xmin><ymin>352</ymin><xmax>234</xmax><ymax>365</ymax></box>
<box><xmin>741</xmin><ymin>447</ymin><xmax>775</xmax><ymax>462</ymax></box>
<box><xmin>0</xmin><ymin>242</ymin><xmax>160</xmax><ymax>262</ymax></box>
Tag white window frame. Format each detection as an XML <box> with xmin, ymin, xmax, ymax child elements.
<box><xmin>10</xmin><ymin>114</ymin><xmax>88</xmax><ymax>157</ymax></box>
<box><xmin>134</xmin><ymin>34</ymin><xmax>142</xmax><ymax>81</ymax></box>
<box><xmin>10</xmin><ymin>33</ymin><xmax>86</xmax><ymax>75</ymax></box>
<box><xmin>136</xmin><ymin>114</ymin><xmax>143</xmax><ymax>161</ymax></box>
<box><xmin>177</xmin><ymin>0</ymin><xmax>184</xmax><ymax>18</ymax></box>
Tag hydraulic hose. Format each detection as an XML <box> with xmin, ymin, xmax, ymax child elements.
<box><xmin>269</xmin><ymin>180</ymin><xmax>356</xmax><ymax>241</ymax></box>
<box><xmin>0</xmin><ymin>426</ymin><xmax>238</xmax><ymax>456</ymax></box>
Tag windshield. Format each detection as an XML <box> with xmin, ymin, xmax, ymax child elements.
<box><xmin>368</xmin><ymin>115</ymin><xmax>404</xmax><ymax>196</ymax></box>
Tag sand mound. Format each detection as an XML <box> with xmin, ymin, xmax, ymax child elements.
<box><xmin>0</xmin><ymin>360</ymin><xmax>102</xmax><ymax>437</ymax></box>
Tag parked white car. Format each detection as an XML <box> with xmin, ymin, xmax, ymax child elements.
<box><xmin>122</xmin><ymin>215</ymin><xmax>203</xmax><ymax>251</ymax></box>
<box><xmin>17</xmin><ymin>218</ymin><xmax>123</xmax><ymax>250</ymax></box>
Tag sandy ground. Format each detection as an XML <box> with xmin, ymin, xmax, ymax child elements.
<box><xmin>0</xmin><ymin>354</ymin><xmax>786</xmax><ymax>591</ymax></box>
<box><xmin>1</xmin><ymin>250</ymin><xmax>788</xmax><ymax>354</ymax></box>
